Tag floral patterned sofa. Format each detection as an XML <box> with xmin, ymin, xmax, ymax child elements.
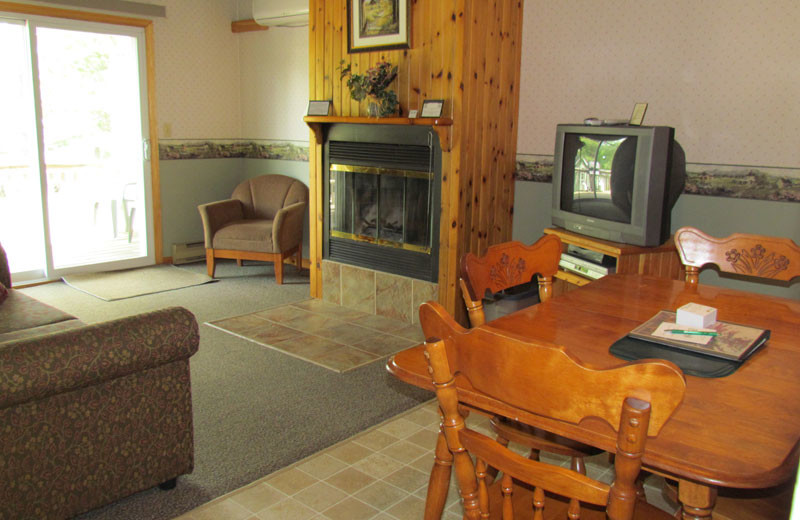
<box><xmin>0</xmin><ymin>243</ymin><xmax>200</xmax><ymax>519</ymax></box>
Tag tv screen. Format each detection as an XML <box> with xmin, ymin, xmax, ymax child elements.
<box><xmin>551</xmin><ymin>124</ymin><xmax>685</xmax><ymax>247</ymax></box>
<box><xmin>559</xmin><ymin>133</ymin><xmax>637</xmax><ymax>225</ymax></box>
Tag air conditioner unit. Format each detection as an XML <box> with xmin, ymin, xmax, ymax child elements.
<box><xmin>253</xmin><ymin>0</ymin><xmax>309</xmax><ymax>27</ymax></box>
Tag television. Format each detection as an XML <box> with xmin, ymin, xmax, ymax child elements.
<box><xmin>550</xmin><ymin>124</ymin><xmax>685</xmax><ymax>247</ymax></box>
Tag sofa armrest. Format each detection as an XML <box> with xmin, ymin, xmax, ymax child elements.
<box><xmin>0</xmin><ymin>242</ymin><xmax>11</xmax><ymax>288</ymax></box>
<box><xmin>273</xmin><ymin>201</ymin><xmax>307</xmax><ymax>252</ymax></box>
<box><xmin>0</xmin><ymin>306</ymin><xmax>199</xmax><ymax>410</ymax></box>
<box><xmin>198</xmin><ymin>199</ymin><xmax>244</xmax><ymax>248</ymax></box>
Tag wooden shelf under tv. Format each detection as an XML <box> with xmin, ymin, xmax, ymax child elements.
<box><xmin>543</xmin><ymin>227</ymin><xmax>683</xmax><ymax>295</ymax></box>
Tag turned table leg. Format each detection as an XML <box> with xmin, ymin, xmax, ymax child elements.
<box><xmin>679</xmin><ymin>479</ymin><xmax>717</xmax><ymax>520</ymax></box>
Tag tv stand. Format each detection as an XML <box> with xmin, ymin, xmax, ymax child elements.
<box><xmin>543</xmin><ymin>227</ymin><xmax>682</xmax><ymax>295</ymax></box>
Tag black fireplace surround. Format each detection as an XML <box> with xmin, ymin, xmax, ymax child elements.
<box><xmin>323</xmin><ymin>124</ymin><xmax>441</xmax><ymax>282</ymax></box>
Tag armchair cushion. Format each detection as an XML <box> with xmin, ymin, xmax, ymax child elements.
<box><xmin>212</xmin><ymin>219</ymin><xmax>274</xmax><ymax>252</ymax></box>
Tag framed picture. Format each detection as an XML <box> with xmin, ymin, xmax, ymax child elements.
<box><xmin>420</xmin><ymin>99</ymin><xmax>444</xmax><ymax>118</ymax></box>
<box><xmin>348</xmin><ymin>0</ymin><xmax>410</xmax><ymax>53</ymax></box>
<box><xmin>629</xmin><ymin>102</ymin><xmax>648</xmax><ymax>126</ymax></box>
<box><xmin>307</xmin><ymin>100</ymin><xmax>331</xmax><ymax>116</ymax></box>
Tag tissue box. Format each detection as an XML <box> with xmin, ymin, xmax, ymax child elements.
<box><xmin>676</xmin><ymin>303</ymin><xmax>717</xmax><ymax>329</ymax></box>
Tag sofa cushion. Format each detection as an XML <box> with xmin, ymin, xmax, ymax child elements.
<box><xmin>0</xmin><ymin>290</ymin><xmax>77</xmax><ymax>335</ymax></box>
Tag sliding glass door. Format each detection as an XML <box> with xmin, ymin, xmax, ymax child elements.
<box><xmin>0</xmin><ymin>14</ymin><xmax>153</xmax><ymax>283</ymax></box>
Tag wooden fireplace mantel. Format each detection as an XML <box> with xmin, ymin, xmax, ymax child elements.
<box><xmin>303</xmin><ymin>116</ymin><xmax>453</xmax><ymax>126</ymax></box>
<box><xmin>303</xmin><ymin>116</ymin><xmax>453</xmax><ymax>151</ymax></box>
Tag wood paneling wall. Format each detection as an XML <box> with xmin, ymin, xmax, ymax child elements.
<box><xmin>308</xmin><ymin>0</ymin><xmax>524</xmax><ymax>320</ymax></box>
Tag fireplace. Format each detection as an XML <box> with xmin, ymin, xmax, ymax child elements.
<box><xmin>323</xmin><ymin>124</ymin><xmax>441</xmax><ymax>281</ymax></box>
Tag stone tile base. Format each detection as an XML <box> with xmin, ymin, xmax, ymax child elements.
<box><xmin>322</xmin><ymin>260</ymin><xmax>439</xmax><ymax>324</ymax></box>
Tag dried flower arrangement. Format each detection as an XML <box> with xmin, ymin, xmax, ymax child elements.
<box><xmin>340</xmin><ymin>60</ymin><xmax>399</xmax><ymax>117</ymax></box>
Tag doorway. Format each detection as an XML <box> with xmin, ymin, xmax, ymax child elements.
<box><xmin>0</xmin><ymin>13</ymin><xmax>155</xmax><ymax>284</ymax></box>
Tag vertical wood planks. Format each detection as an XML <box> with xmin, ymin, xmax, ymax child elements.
<box><xmin>306</xmin><ymin>0</ymin><xmax>522</xmax><ymax>320</ymax></box>
<box><xmin>332</xmin><ymin>0</ymin><xmax>342</xmax><ymax>115</ymax></box>
<box><xmin>439</xmin><ymin>0</ymin><xmax>467</xmax><ymax>315</ymax></box>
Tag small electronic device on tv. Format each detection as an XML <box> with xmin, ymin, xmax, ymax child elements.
<box><xmin>551</xmin><ymin>124</ymin><xmax>685</xmax><ymax>247</ymax></box>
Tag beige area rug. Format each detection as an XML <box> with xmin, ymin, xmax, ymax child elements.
<box><xmin>62</xmin><ymin>264</ymin><xmax>216</xmax><ymax>301</ymax></box>
<box><xmin>205</xmin><ymin>299</ymin><xmax>425</xmax><ymax>373</ymax></box>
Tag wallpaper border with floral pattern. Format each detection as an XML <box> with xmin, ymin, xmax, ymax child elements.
<box><xmin>159</xmin><ymin>140</ymin><xmax>309</xmax><ymax>161</ymax></box>
<box><xmin>515</xmin><ymin>154</ymin><xmax>800</xmax><ymax>203</ymax></box>
<box><xmin>158</xmin><ymin>140</ymin><xmax>799</xmax><ymax>203</ymax></box>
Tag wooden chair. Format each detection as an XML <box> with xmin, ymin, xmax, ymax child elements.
<box><xmin>459</xmin><ymin>235</ymin><xmax>602</xmax><ymax>479</ymax></box>
<box><xmin>674</xmin><ymin>226</ymin><xmax>800</xmax><ymax>287</ymax></box>
<box><xmin>419</xmin><ymin>301</ymin><xmax>686</xmax><ymax>520</ymax></box>
<box><xmin>459</xmin><ymin>235</ymin><xmax>562</xmax><ymax>328</ymax></box>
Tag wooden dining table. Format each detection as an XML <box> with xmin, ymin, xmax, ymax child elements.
<box><xmin>387</xmin><ymin>273</ymin><xmax>800</xmax><ymax>519</ymax></box>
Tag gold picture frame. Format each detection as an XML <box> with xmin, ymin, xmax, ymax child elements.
<box><xmin>629</xmin><ymin>102</ymin><xmax>648</xmax><ymax>126</ymax></box>
<box><xmin>348</xmin><ymin>0</ymin><xmax>410</xmax><ymax>53</ymax></box>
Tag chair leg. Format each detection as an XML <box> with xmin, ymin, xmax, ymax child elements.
<box><xmin>296</xmin><ymin>244</ymin><xmax>302</xmax><ymax>272</ymax></box>
<box><xmin>206</xmin><ymin>250</ymin><xmax>216</xmax><ymax>277</ymax></box>
<box><xmin>126</xmin><ymin>207</ymin><xmax>135</xmax><ymax>243</ymax></box>
<box><xmin>571</xmin><ymin>456</ymin><xmax>586</xmax><ymax>475</ymax></box>
<box><xmin>237</xmin><ymin>259</ymin><xmax>243</xmax><ymax>267</ymax></box>
<box><xmin>111</xmin><ymin>199</ymin><xmax>117</xmax><ymax>238</ymax></box>
<box><xmin>274</xmin><ymin>255</ymin><xmax>284</xmax><ymax>284</ymax></box>
<box><xmin>424</xmin><ymin>429</ymin><xmax>453</xmax><ymax>520</ymax></box>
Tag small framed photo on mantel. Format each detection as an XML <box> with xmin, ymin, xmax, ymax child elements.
<box><xmin>420</xmin><ymin>99</ymin><xmax>444</xmax><ymax>118</ymax></box>
<box><xmin>307</xmin><ymin>100</ymin><xmax>331</xmax><ymax>116</ymax></box>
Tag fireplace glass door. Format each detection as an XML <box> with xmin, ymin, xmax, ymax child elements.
<box><xmin>329</xmin><ymin>165</ymin><xmax>432</xmax><ymax>253</ymax></box>
<box><xmin>324</xmin><ymin>127</ymin><xmax>440</xmax><ymax>282</ymax></box>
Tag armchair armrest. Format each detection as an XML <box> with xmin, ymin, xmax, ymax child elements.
<box><xmin>198</xmin><ymin>199</ymin><xmax>243</xmax><ymax>248</ymax></box>
<box><xmin>272</xmin><ymin>201</ymin><xmax>307</xmax><ymax>252</ymax></box>
<box><xmin>0</xmin><ymin>307</ymin><xmax>199</xmax><ymax>410</ymax></box>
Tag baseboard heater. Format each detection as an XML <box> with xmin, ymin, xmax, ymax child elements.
<box><xmin>172</xmin><ymin>242</ymin><xmax>206</xmax><ymax>265</ymax></box>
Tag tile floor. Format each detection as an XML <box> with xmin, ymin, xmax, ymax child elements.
<box><xmin>206</xmin><ymin>299</ymin><xmax>425</xmax><ymax>373</ymax></box>
<box><xmin>175</xmin><ymin>400</ymin><xmax>677</xmax><ymax>520</ymax></box>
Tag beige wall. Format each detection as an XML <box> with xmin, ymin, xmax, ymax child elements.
<box><xmin>153</xmin><ymin>0</ymin><xmax>241</xmax><ymax>139</ymax></box>
<box><xmin>238</xmin><ymin>26</ymin><xmax>309</xmax><ymax>141</ymax></box>
<box><xmin>517</xmin><ymin>0</ymin><xmax>800</xmax><ymax>168</ymax></box>
<box><xmin>152</xmin><ymin>0</ymin><xmax>308</xmax><ymax>141</ymax></box>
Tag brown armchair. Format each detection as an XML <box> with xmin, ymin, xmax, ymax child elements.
<box><xmin>198</xmin><ymin>174</ymin><xmax>308</xmax><ymax>284</ymax></box>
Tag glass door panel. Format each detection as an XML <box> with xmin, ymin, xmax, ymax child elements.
<box><xmin>35</xmin><ymin>25</ymin><xmax>149</xmax><ymax>270</ymax></box>
<box><xmin>0</xmin><ymin>19</ymin><xmax>46</xmax><ymax>280</ymax></box>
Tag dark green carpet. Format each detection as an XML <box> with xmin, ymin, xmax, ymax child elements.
<box><xmin>20</xmin><ymin>260</ymin><xmax>432</xmax><ymax>520</ymax></box>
